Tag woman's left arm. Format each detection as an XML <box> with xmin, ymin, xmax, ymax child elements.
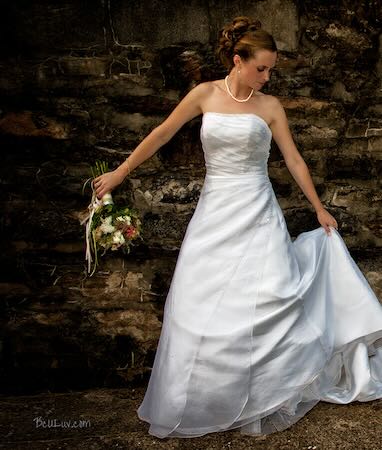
<box><xmin>268</xmin><ymin>96</ymin><xmax>338</xmax><ymax>235</ymax></box>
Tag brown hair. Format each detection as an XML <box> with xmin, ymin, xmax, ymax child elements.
<box><xmin>217</xmin><ymin>16</ymin><xmax>277</xmax><ymax>71</ymax></box>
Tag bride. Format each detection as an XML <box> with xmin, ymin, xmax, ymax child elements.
<box><xmin>93</xmin><ymin>16</ymin><xmax>382</xmax><ymax>438</ymax></box>
<box><xmin>93</xmin><ymin>18</ymin><xmax>337</xmax><ymax>234</ymax></box>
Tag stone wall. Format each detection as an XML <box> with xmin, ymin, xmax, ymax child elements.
<box><xmin>0</xmin><ymin>0</ymin><xmax>381</xmax><ymax>393</ymax></box>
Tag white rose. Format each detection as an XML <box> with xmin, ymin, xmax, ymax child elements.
<box><xmin>100</xmin><ymin>223</ymin><xmax>115</xmax><ymax>234</ymax></box>
<box><xmin>112</xmin><ymin>230</ymin><xmax>125</xmax><ymax>245</ymax></box>
<box><xmin>116</xmin><ymin>215</ymin><xmax>131</xmax><ymax>225</ymax></box>
<box><xmin>99</xmin><ymin>216</ymin><xmax>115</xmax><ymax>234</ymax></box>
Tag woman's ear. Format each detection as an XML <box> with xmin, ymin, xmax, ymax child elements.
<box><xmin>233</xmin><ymin>54</ymin><xmax>241</xmax><ymax>67</ymax></box>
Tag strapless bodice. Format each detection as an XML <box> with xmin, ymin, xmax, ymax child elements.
<box><xmin>200</xmin><ymin>112</ymin><xmax>272</xmax><ymax>177</ymax></box>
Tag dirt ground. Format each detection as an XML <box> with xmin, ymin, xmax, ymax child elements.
<box><xmin>0</xmin><ymin>387</ymin><xmax>381</xmax><ymax>449</ymax></box>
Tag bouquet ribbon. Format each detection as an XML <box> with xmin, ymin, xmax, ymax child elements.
<box><xmin>80</xmin><ymin>181</ymin><xmax>113</xmax><ymax>275</ymax></box>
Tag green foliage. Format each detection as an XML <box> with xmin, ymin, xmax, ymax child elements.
<box><xmin>90</xmin><ymin>160</ymin><xmax>109</xmax><ymax>178</ymax></box>
<box><xmin>90</xmin><ymin>205</ymin><xmax>141</xmax><ymax>231</ymax></box>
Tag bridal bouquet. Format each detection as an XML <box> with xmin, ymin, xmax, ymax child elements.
<box><xmin>80</xmin><ymin>160</ymin><xmax>143</xmax><ymax>276</ymax></box>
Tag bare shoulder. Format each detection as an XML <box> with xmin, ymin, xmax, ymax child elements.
<box><xmin>187</xmin><ymin>80</ymin><xmax>224</xmax><ymax>111</ymax></box>
<box><xmin>257</xmin><ymin>93</ymin><xmax>282</xmax><ymax>108</ymax></box>
<box><xmin>182</xmin><ymin>81</ymin><xmax>215</xmax><ymax>105</ymax></box>
<box><xmin>191</xmin><ymin>80</ymin><xmax>216</xmax><ymax>95</ymax></box>
<box><xmin>257</xmin><ymin>94</ymin><xmax>285</xmax><ymax>125</ymax></box>
<box><xmin>195</xmin><ymin>80</ymin><xmax>224</xmax><ymax>99</ymax></box>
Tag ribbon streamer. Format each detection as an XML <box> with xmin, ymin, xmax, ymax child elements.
<box><xmin>80</xmin><ymin>180</ymin><xmax>112</xmax><ymax>276</ymax></box>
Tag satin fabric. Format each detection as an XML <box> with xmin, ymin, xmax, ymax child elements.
<box><xmin>137</xmin><ymin>112</ymin><xmax>382</xmax><ymax>438</ymax></box>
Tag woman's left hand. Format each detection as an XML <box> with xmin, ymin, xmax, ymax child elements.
<box><xmin>316</xmin><ymin>207</ymin><xmax>339</xmax><ymax>236</ymax></box>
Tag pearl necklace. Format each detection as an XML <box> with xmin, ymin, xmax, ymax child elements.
<box><xmin>224</xmin><ymin>75</ymin><xmax>254</xmax><ymax>102</ymax></box>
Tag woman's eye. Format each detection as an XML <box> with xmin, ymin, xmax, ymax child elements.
<box><xmin>257</xmin><ymin>68</ymin><xmax>273</xmax><ymax>74</ymax></box>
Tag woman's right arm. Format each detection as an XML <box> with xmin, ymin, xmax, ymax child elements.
<box><xmin>93</xmin><ymin>82</ymin><xmax>210</xmax><ymax>199</ymax></box>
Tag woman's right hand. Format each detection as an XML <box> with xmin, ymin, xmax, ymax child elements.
<box><xmin>93</xmin><ymin>170</ymin><xmax>125</xmax><ymax>200</ymax></box>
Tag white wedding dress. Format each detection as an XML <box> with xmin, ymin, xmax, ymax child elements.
<box><xmin>137</xmin><ymin>112</ymin><xmax>382</xmax><ymax>438</ymax></box>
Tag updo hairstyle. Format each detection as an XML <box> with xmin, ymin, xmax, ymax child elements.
<box><xmin>217</xmin><ymin>16</ymin><xmax>277</xmax><ymax>71</ymax></box>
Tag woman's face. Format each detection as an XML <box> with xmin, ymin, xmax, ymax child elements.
<box><xmin>234</xmin><ymin>49</ymin><xmax>277</xmax><ymax>91</ymax></box>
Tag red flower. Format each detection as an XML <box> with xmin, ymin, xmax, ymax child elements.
<box><xmin>123</xmin><ymin>226</ymin><xmax>137</xmax><ymax>239</ymax></box>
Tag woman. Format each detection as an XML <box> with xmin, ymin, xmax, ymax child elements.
<box><xmin>94</xmin><ymin>17</ymin><xmax>382</xmax><ymax>438</ymax></box>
